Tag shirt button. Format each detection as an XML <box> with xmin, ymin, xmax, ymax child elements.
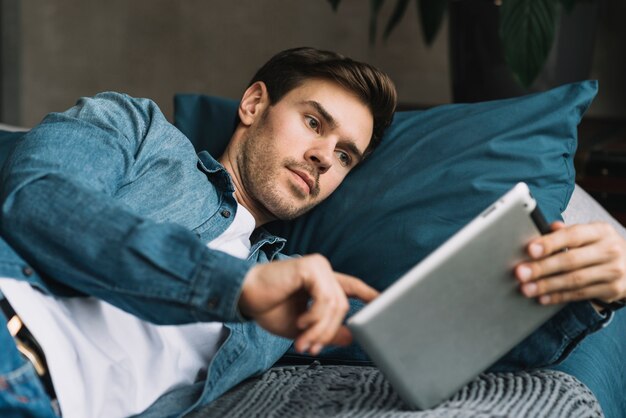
<box><xmin>207</xmin><ymin>298</ymin><xmax>219</xmax><ymax>309</ymax></box>
<box><xmin>22</xmin><ymin>266</ymin><xmax>33</xmax><ymax>277</ymax></box>
<box><xmin>221</xmin><ymin>210</ymin><xmax>231</xmax><ymax>218</ymax></box>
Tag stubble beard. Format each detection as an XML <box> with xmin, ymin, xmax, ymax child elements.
<box><xmin>238</xmin><ymin>114</ymin><xmax>320</xmax><ymax>221</ymax></box>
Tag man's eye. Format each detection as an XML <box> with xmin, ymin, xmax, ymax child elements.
<box><xmin>335</xmin><ymin>150</ymin><xmax>352</xmax><ymax>167</ymax></box>
<box><xmin>305</xmin><ymin>116</ymin><xmax>320</xmax><ymax>133</ymax></box>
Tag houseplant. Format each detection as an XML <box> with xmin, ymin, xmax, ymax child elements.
<box><xmin>328</xmin><ymin>0</ymin><xmax>597</xmax><ymax>100</ymax></box>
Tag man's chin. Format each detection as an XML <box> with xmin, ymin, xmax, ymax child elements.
<box><xmin>268</xmin><ymin>199</ymin><xmax>319</xmax><ymax>221</ymax></box>
<box><xmin>271</xmin><ymin>206</ymin><xmax>312</xmax><ymax>221</ymax></box>
<box><xmin>255</xmin><ymin>186</ymin><xmax>321</xmax><ymax>220</ymax></box>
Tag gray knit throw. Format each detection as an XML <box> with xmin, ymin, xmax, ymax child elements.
<box><xmin>191</xmin><ymin>363</ymin><xmax>603</xmax><ymax>418</ymax></box>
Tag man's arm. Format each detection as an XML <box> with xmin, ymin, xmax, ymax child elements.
<box><xmin>0</xmin><ymin>92</ymin><xmax>379</xmax><ymax>353</ymax></box>
<box><xmin>0</xmin><ymin>92</ymin><xmax>251</xmax><ymax>324</ymax></box>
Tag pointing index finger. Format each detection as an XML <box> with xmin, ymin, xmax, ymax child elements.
<box><xmin>336</xmin><ymin>273</ymin><xmax>379</xmax><ymax>303</ymax></box>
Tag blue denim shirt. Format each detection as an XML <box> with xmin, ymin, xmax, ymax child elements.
<box><xmin>0</xmin><ymin>92</ymin><xmax>293</xmax><ymax>416</ymax></box>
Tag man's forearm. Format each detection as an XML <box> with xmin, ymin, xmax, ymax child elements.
<box><xmin>0</xmin><ymin>92</ymin><xmax>250</xmax><ymax>324</ymax></box>
<box><xmin>0</xmin><ymin>174</ymin><xmax>250</xmax><ymax>324</ymax></box>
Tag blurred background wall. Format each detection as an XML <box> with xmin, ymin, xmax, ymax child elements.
<box><xmin>1</xmin><ymin>0</ymin><xmax>625</xmax><ymax>127</ymax></box>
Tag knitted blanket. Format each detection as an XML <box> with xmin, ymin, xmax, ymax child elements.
<box><xmin>191</xmin><ymin>363</ymin><xmax>603</xmax><ymax>417</ymax></box>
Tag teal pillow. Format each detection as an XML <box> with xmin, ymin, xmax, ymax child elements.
<box><xmin>174</xmin><ymin>94</ymin><xmax>239</xmax><ymax>159</ymax></box>
<box><xmin>0</xmin><ymin>130</ymin><xmax>23</xmax><ymax>170</ymax></box>
<box><xmin>174</xmin><ymin>81</ymin><xmax>596</xmax><ymax>291</ymax></box>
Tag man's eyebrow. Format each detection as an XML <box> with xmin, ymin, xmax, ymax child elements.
<box><xmin>302</xmin><ymin>100</ymin><xmax>365</xmax><ymax>163</ymax></box>
<box><xmin>303</xmin><ymin>100</ymin><xmax>337</xmax><ymax>130</ymax></box>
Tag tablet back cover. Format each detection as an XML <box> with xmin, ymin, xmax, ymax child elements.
<box><xmin>348</xmin><ymin>183</ymin><xmax>563</xmax><ymax>409</ymax></box>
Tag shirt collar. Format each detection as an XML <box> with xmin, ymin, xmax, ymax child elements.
<box><xmin>197</xmin><ymin>150</ymin><xmax>235</xmax><ymax>193</ymax></box>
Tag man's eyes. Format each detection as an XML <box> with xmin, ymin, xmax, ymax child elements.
<box><xmin>335</xmin><ymin>150</ymin><xmax>352</xmax><ymax>167</ymax></box>
<box><xmin>304</xmin><ymin>115</ymin><xmax>352</xmax><ymax>168</ymax></box>
<box><xmin>305</xmin><ymin>115</ymin><xmax>321</xmax><ymax>133</ymax></box>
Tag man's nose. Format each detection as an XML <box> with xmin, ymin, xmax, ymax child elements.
<box><xmin>304</xmin><ymin>143</ymin><xmax>334</xmax><ymax>174</ymax></box>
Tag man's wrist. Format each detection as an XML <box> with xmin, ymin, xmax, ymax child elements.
<box><xmin>236</xmin><ymin>263</ymin><xmax>260</xmax><ymax>322</ymax></box>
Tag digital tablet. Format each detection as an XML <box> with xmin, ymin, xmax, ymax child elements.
<box><xmin>347</xmin><ymin>182</ymin><xmax>564</xmax><ymax>410</ymax></box>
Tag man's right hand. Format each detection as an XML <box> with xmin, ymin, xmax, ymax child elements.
<box><xmin>238</xmin><ymin>254</ymin><xmax>379</xmax><ymax>355</ymax></box>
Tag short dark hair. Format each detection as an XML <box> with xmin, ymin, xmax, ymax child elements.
<box><xmin>249</xmin><ymin>47</ymin><xmax>397</xmax><ymax>157</ymax></box>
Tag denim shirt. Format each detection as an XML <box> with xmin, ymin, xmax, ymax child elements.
<box><xmin>0</xmin><ymin>92</ymin><xmax>293</xmax><ymax>416</ymax></box>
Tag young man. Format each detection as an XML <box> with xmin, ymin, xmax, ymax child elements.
<box><xmin>1</xmin><ymin>47</ymin><xmax>624</xmax><ymax>417</ymax></box>
<box><xmin>0</xmin><ymin>47</ymin><xmax>396</xmax><ymax>417</ymax></box>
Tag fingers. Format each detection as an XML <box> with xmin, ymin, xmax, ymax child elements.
<box><xmin>294</xmin><ymin>262</ymin><xmax>378</xmax><ymax>355</ymax></box>
<box><xmin>294</xmin><ymin>326</ymin><xmax>353</xmax><ymax>354</ymax></box>
<box><xmin>294</xmin><ymin>257</ymin><xmax>352</xmax><ymax>354</ymax></box>
<box><xmin>327</xmin><ymin>326</ymin><xmax>353</xmax><ymax>346</ymax></box>
<box><xmin>240</xmin><ymin>253</ymin><xmax>376</xmax><ymax>355</ymax></box>
<box><xmin>516</xmin><ymin>244</ymin><xmax>612</xmax><ymax>282</ymax></box>
<box><xmin>516</xmin><ymin>221</ymin><xmax>626</xmax><ymax>305</ymax></box>
<box><xmin>295</xmin><ymin>287</ymin><xmax>345</xmax><ymax>349</ymax></box>
<box><xmin>336</xmin><ymin>273</ymin><xmax>380</xmax><ymax>302</ymax></box>
<box><xmin>519</xmin><ymin>264</ymin><xmax>619</xmax><ymax>299</ymax></box>
<box><xmin>525</xmin><ymin>222</ymin><xmax>609</xmax><ymax>259</ymax></box>
<box><xmin>299</xmin><ymin>298</ymin><xmax>350</xmax><ymax>355</ymax></box>
<box><xmin>536</xmin><ymin>283</ymin><xmax>623</xmax><ymax>305</ymax></box>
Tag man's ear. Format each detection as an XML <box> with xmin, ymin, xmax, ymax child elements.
<box><xmin>238</xmin><ymin>81</ymin><xmax>269</xmax><ymax>126</ymax></box>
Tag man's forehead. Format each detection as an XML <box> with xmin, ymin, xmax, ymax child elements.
<box><xmin>282</xmin><ymin>79</ymin><xmax>374</xmax><ymax>149</ymax></box>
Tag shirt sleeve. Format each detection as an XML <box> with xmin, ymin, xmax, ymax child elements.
<box><xmin>0</xmin><ymin>92</ymin><xmax>250</xmax><ymax>324</ymax></box>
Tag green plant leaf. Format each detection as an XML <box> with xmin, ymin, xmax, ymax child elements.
<box><xmin>328</xmin><ymin>0</ymin><xmax>342</xmax><ymax>12</ymax></box>
<box><xmin>383</xmin><ymin>0</ymin><xmax>410</xmax><ymax>40</ymax></box>
<box><xmin>500</xmin><ymin>0</ymin><xmax>557</xmax><ymax>87</ymax></box>
<box><xmin>416</xmin><ymin>0</ymin><xmax>447</xmax><ymax>46</ymax></box>
<box><xmin>369</xmin><ymin>0</ymin><xmax>386</xmax><ymax>44</ymax></box>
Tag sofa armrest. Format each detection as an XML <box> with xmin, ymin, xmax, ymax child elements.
<box><xmin>562</xmin><ymin>184</ymin><xmax>626</xmax><ymax>240</ymax></box>
<box><xmin>0</xmin><ymin>123</ymin><xmax>28</xmax><ymax>132</ymax></box>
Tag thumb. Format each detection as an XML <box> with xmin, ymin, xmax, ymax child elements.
<box><xmin>551</xmin><ymin>221</ymin><xmax>567</xmax><ymax>231</ymax></box>
<box><xmin>328</xmin><ymin>326</ymin><xmax>353</xmax><ymax>347</ymax></box>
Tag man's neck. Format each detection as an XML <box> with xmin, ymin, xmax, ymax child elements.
<box><xmin>218</xmin><ymin>151</ymin><xmax>273</xmax><ymax>228</ymax></box>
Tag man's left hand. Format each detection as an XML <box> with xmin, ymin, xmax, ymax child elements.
<box><xmin>515</xmin><ymin>221</ymin><xmax>626</xmax><ymax>305</ymax></box>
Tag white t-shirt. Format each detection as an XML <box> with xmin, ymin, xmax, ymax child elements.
<box><xmin>0</xmin><ymin>204</ymin><xmax>256</xmax><ymax>418</ymax></box>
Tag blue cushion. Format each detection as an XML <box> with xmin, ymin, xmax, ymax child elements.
<box><xmin>0</xmin><ymin>130</ymin><xmax>24</xmax><ymax>170</ymax></box>
<box><xmin>174</xmin><ymin>94</ymin><xmax>239</xmax><ymax>159</ymax></box>
<box><xmin>174</xmin><ymin>81</ymin><xmax>596</xmax><ymax>291</ymax></box>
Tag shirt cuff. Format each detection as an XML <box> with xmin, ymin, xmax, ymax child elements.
<box><xmin>189</xmin><ymin>249</ymin><xmax>253</xmax><ymax>323</ymax></box>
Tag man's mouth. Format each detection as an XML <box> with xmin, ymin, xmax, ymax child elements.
<box><xmin>288</xmin><ymin>168</ymin><xmax>316</xmax><ymax>195</ymax></box>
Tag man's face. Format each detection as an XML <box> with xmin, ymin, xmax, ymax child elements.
<box><xmin>238</xmin><ymin>79</ymin><xmax>374</xmax><ymax>220</ymax></box>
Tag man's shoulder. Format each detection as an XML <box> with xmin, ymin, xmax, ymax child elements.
<box><xmin>55</xmin><ymin>92</ymin><xmax>173</xmax><ymax>140</ymax></box>
<box><xmin>79</xmin><ymin>91</ymin><xmax>163</xmax><ymax>116</ymax></box>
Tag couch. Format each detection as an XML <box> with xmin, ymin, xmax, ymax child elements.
<box><xmin>2</xmin><ymin>80</ymin><xmax>624</xmax><ymax>417</ymax></box>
